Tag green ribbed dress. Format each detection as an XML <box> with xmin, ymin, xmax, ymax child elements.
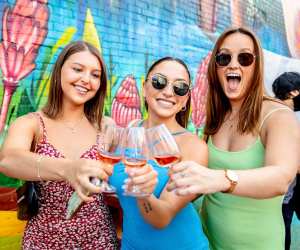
<box><xmin>201</xmin><ymin>137</ymin><xmax>284</xmax><ymax>250</ymax></box>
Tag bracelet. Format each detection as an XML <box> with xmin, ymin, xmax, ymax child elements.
<box><xmin>36</xmin><ymin>154</ymin><xmax>43</xmax><ymax>181</ymax></box>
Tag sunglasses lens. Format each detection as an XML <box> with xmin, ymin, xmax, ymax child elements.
<box><xmin>173</xmin><ymin>82</ymin><xmax>190</xmax><ymax>96</ymax></box>
<box><xmin>238</xmin><ymin>52</ymin><xmax>255</xmax><ymax>66</ymax></box>
<box><xmin>152</xmin><ymin>75</ymin><xmax>167</xmax><ymax>90</ymax></box>
<box><xmin>216</xmin><ymin>53</ymin><xmax>231</xmax><ymax>67</ymax></box>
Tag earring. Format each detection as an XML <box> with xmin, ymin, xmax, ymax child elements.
<box><xmin>181</xmin><ymin>106</ymin><xmax>186</xmax><ymax>111</ymax></box>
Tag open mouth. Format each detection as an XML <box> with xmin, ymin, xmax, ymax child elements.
<box><xmin>226</xmin><ymin>73</ymin><xmax>241</xmax><ymax>82</ymax></box>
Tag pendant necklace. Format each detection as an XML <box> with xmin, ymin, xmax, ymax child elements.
<box><xmin>62</xmin><ymin>115</ymin><xmax>85</xmax><ymax>134</ymax></box>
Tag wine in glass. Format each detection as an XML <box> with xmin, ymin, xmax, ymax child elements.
<box><xmin>122</xmin><ymin>126</ymin><xmax>149</xmax><ymax>197</ymax></box>
<box><xmin>97</xmin><ymin>124</ymin><xmax>124</xmax><ymax>193</ymax></box>
<box><xmin>146</xmin><ymin>124</ymin><xmax>181</xmax><ymax>167</ymax></box>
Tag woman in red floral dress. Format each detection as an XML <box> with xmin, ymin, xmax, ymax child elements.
<box><xmin>0</xmin><ymin>41</ymin><xmax>148</xmax><ymax>249</ymax></box>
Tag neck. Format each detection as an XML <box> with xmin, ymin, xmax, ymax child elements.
<box><xmin>143</xmin><ymin>112</ymin><xmax>183</xmax><ymax>132</ymax></box>
<box><xmin>59</xmin><ymin>103</ymin><xmax>86</xmax><ymax>122</ymax></box>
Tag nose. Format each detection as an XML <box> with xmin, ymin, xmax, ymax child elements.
<box><xmin>162</xmin><ymin>82</ymin><xmax>174</xmax><ymax>97</ymax></box>
<box><xmin>228</xmin><ymin>54</ymin><xmax>239</xmax><ymax>68</ymax></box>
<box><xmin>81</xmin><ymin>71</ymin><xmax>91</xmax><ymax>83</ymax></box>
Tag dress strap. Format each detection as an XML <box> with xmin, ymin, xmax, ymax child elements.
<box><xmin>259</xmin><ymin>107</ymin><xmax>291</xmax><ymax>131</ymax></box>
<box><xmin>33</xmin><ymin>112</ymin><xmax>47</xmax><ymax>142</ymax></box>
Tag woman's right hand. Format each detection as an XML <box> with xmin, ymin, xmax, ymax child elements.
<box><xmin>64</xmin><ymin>159</ymin><xmax>111</xmax><ymax>201</ymax></box>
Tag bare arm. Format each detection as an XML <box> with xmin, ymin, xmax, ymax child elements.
<box><xmin>0</xmin><ymin>114</ymin><xmax>109</xmax><ymax>201</ymax></box>
<box><xmin>136</xmin><ymin>134</ymin><xmax>208</xmax><ymax>228</ymax></box>
<box><xmin>171</xmin><ymin>109</ymin><xmax>300</xmax><ymax>199</ymax></box>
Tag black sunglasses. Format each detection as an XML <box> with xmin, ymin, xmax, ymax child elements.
<box><xmin>149</xmin><ymin>73</ymin><xmax>190</xmax><ymax>96</ymax></box>
<box><xmin>215</xmin><ymin>52</ymin><xmax>255</xmax><ymax>67</ymax></box>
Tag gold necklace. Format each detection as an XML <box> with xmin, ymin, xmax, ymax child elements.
<box><xmin>61</xmin><ymin>115</ymin><xmax>85</xmax><ymax>134</ymax></box>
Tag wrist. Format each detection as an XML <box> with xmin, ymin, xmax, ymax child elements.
<box><xmin>221</xmin><ymin>169</ymin><xmax>238</xmax><ymax>193</ymax></box>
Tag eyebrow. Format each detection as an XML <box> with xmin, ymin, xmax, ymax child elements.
<box><xmin>72</xmin><ymin>62</ymin><xmax>101</xmax><ymax>72</ymax></box>
<box><xmin>154</xmin><ymin>73</ymin><xmax>188</xmax><ymax>82</ymax></box>
<box><xmin>219</xmin><ymin>48</ymin><xmax>253</xmax><ymax>52</ymax></box>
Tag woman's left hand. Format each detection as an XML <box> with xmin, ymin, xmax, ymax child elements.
<box><xmin>125</xmin><ymin>164</ymin><xmax>158</xmax><ymax>196</ymax></box>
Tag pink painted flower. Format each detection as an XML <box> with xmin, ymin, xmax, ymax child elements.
<box><xmin>111</xmin><ymin>75</ymin><xmax>142</xmax><ymax>127</ymax></box>
<box><xmin>0</xmin><ymin>0</ymin><xmax>49</xmax><ymax>132</ymax></box>
<box><xmin>191</xmin><ymin>52</ymin><xmax>211</xmax><ymax>129</ymax></box>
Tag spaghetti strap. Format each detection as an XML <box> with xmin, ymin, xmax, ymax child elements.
<box><xmin>259</xmin><ymin>107</ymin><xmax>291</xmax><ymax>131</ymax></box>
<box><xmin>33</xmin><ymin>112</ymin><xmax>47</xmax><ymax>142</ymax></box>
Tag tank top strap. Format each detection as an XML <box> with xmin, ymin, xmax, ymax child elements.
<box><xmin>259</xmin><ymin>107</ymin><xmax>291</xmax><ymax>131</ymax></box>
<box><xmin>33</xmin><ymin>112</ymin><xmax>47</xmax><ymax>142</ymax></box>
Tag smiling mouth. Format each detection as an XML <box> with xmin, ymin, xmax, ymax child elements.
<box><xmin>156</xmin><ymin>98</ymin><xmax>176</xmax><ymax>106</ymax></box>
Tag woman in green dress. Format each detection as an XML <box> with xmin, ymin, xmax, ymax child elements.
<box><xmin>169</xmin><ymin>27</ymin><xmax>300</xmax><ymax>250</ymax></box>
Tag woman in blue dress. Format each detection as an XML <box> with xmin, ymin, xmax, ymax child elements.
<box><xmin>110</xmin><ymin>57</ymin><xmax>209</xmax><ymax>250</ymax></box>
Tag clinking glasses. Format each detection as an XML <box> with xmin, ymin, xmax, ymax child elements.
<box><xmin>215</xmin><ymin>52</ymin><xmax>256</xmax><ymax>67</ymax></box>
<box><xmin>149</xmin><ymin>73</ymin><xmax>191</xmax><ymax>96</ymax></box>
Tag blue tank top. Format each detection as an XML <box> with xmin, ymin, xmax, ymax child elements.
<box><xmin>110</xmin><ymin>159</ymin><xmax>209</xmax><ymax>250</ymax></box>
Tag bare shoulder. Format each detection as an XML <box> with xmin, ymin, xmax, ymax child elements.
<box><xmin>8</xmin><ymin>112</ymin><xmax>39</xmax><ymax>131</ymax></box>
<box><xmin>261</xmin><ymin>100</ymin><xmax>298</xmax><ymax>132</ymax></box>
<box><xmin>178</xmin><ymin>131</ymin><xmax>208</xmax><ymax>165</ymax></box>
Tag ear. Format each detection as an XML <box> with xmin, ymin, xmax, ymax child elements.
<box><xmin>182</xmin><ymin>92</ymin><xmax>190</xmax><ymax>108</ymax></box>
<box><xmin>289</xmin><ymin>90</ymin><xmax>300</xmax><ymax>98</ymax></box>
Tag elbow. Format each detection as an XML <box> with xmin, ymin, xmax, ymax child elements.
<box><xmin>276</xmin><ymin>171</ymin><xmax>296</xmax><ymax>196</ymax></box>
<box><xmin>151</xmin><ymin>218</ymin><xmax>172</xmax><ymax>229</ymax></box>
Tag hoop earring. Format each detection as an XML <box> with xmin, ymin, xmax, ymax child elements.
<box><xmin>181</xmin><ymin>106</ymin><xmax>186</xmax><ymax>111</ymax></box>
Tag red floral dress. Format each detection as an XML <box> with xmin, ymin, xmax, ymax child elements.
<box><xmin>22</xmin><ymin>114</ymin><xmax>118</xmax><ymax>250</ymax></box>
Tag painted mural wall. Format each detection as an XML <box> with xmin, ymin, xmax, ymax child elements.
<box><xmin>0</xmin><ymin>0</ymin><xmax>300</xmax><ymax>248</ymax></box>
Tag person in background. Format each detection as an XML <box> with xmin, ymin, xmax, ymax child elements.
<box><xmin>272</xmin><ymin>71</ymin><xmax>300</xmax><ymax>250</ymax></box>
<box><xmin>0</xmin><ymin>41</ymin><xmax>156</xmax><ymax>249</ymax></box>
<box><xmin>169</xmin><ymin>27</ymin><xmax>300</xmax><ymax>250</ymax></box>
<box><xmin>110</xmin><ymin>57</ymin><xmax>209</xmax><ymax>249</ymax></box>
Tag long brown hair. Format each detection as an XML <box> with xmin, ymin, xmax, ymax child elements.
<box><xmin>145</xmin><ymin>57</ymin><xmax>191</xmax><ymax>128</ymax></box>
<box><xmin>204</xmin><ymin>27</ymin><xmax>264</xmax><ymax>135</ymax></box>
<box><xmin>42</xmin><ymin>41</ymin><xmax>107</xmax><ymax>127</ymax></box>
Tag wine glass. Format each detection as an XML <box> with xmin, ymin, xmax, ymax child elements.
<box><xmin>146</xmin><ymin>124</ymin><xmax>181</xmax><ymax>167</ymax></box>
<box><xmin>97</xmin><ymin>124</ymin><xmax>124</xmax><ymax>193</ymax></box>
<box><xmin>122</xmin><ymin>126</ymin><xmax>149</xmax><ymax>197</ymax></box>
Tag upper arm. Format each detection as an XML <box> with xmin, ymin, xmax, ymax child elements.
<box><xmin>262</xmin><ymin>109</ymin><xmax>300</xmax><ymax>177</ymax></box>
<box><xmin>1</xmin><ymin>114</ymin><xmax>37</xmax><ymax>152</ymax></box>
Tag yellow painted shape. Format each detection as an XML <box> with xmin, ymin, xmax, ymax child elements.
<box><xmin>83</xmin><ymin>8</ymin><xmax>102</xmax><ymax>53</ymax></box>
<box><xmin>0</xmin><ymin>211</ymin><xmax>26</xmax><ymax>237</ymax></box>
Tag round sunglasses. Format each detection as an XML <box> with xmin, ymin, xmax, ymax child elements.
<box><xmin>215</xmin><ymin>52</ymin><xmax>255</xmax><ymax>67</ymax></box>
<box><xmin>149</xmin><ymin>73</ymin><xmax>190</xmax><ymax>96</ymax></box>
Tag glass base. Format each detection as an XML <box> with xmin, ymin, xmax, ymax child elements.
<box><xmin>123</xmin><ymin>186</ymin><xmax>149</xmax><ymax>198</ymax></box>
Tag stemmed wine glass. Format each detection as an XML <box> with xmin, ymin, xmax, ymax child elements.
<box><xmin>96</xmin><ymin>124</ymin><xmax>124</xmax><ymax>193</ymax></box>
<box><xmin>122</xmin><ymin>126</ymin><xmax>150</xmax><ymax>197</ymax></box>
<box><xmin>146</xmin><ymin>124</ymin><xmax>181</xmax><ymax>167</ymax></box>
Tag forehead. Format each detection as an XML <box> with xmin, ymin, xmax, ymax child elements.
<box><xmin>65</xmin><ymin>50</ymin><xmax>101</xmax><ymax>69</ymax></box>
<box><xmin>219</xmin><ymin>32</ymin><xmax>255</xmax><ymax>52</ymax></box>
<box><xmin>150</xmin><ymin>60</ymin><xmax>189</xmax><ymax>81</ymax></box>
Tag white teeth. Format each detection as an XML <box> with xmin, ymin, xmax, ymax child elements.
<box><xmin>74</xmin><ymin>85</ymin><xmax>88</xmax><ymax>93</ymax></box>
<box><xmin>226</xmin><ymin>73</ymin><xmax>241</xmax><ymax>77</ymax></box>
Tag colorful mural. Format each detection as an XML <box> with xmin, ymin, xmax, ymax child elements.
<box><xmin>0</xmin><ymin>0</ymin><xmax>300</xmax><ymax>249</ymax></box>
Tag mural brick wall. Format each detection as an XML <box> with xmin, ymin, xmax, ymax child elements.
<box><xmin>0</xmin><ymin>0</ymin><xmax>299</xmax><ymax>249</ymax></box>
